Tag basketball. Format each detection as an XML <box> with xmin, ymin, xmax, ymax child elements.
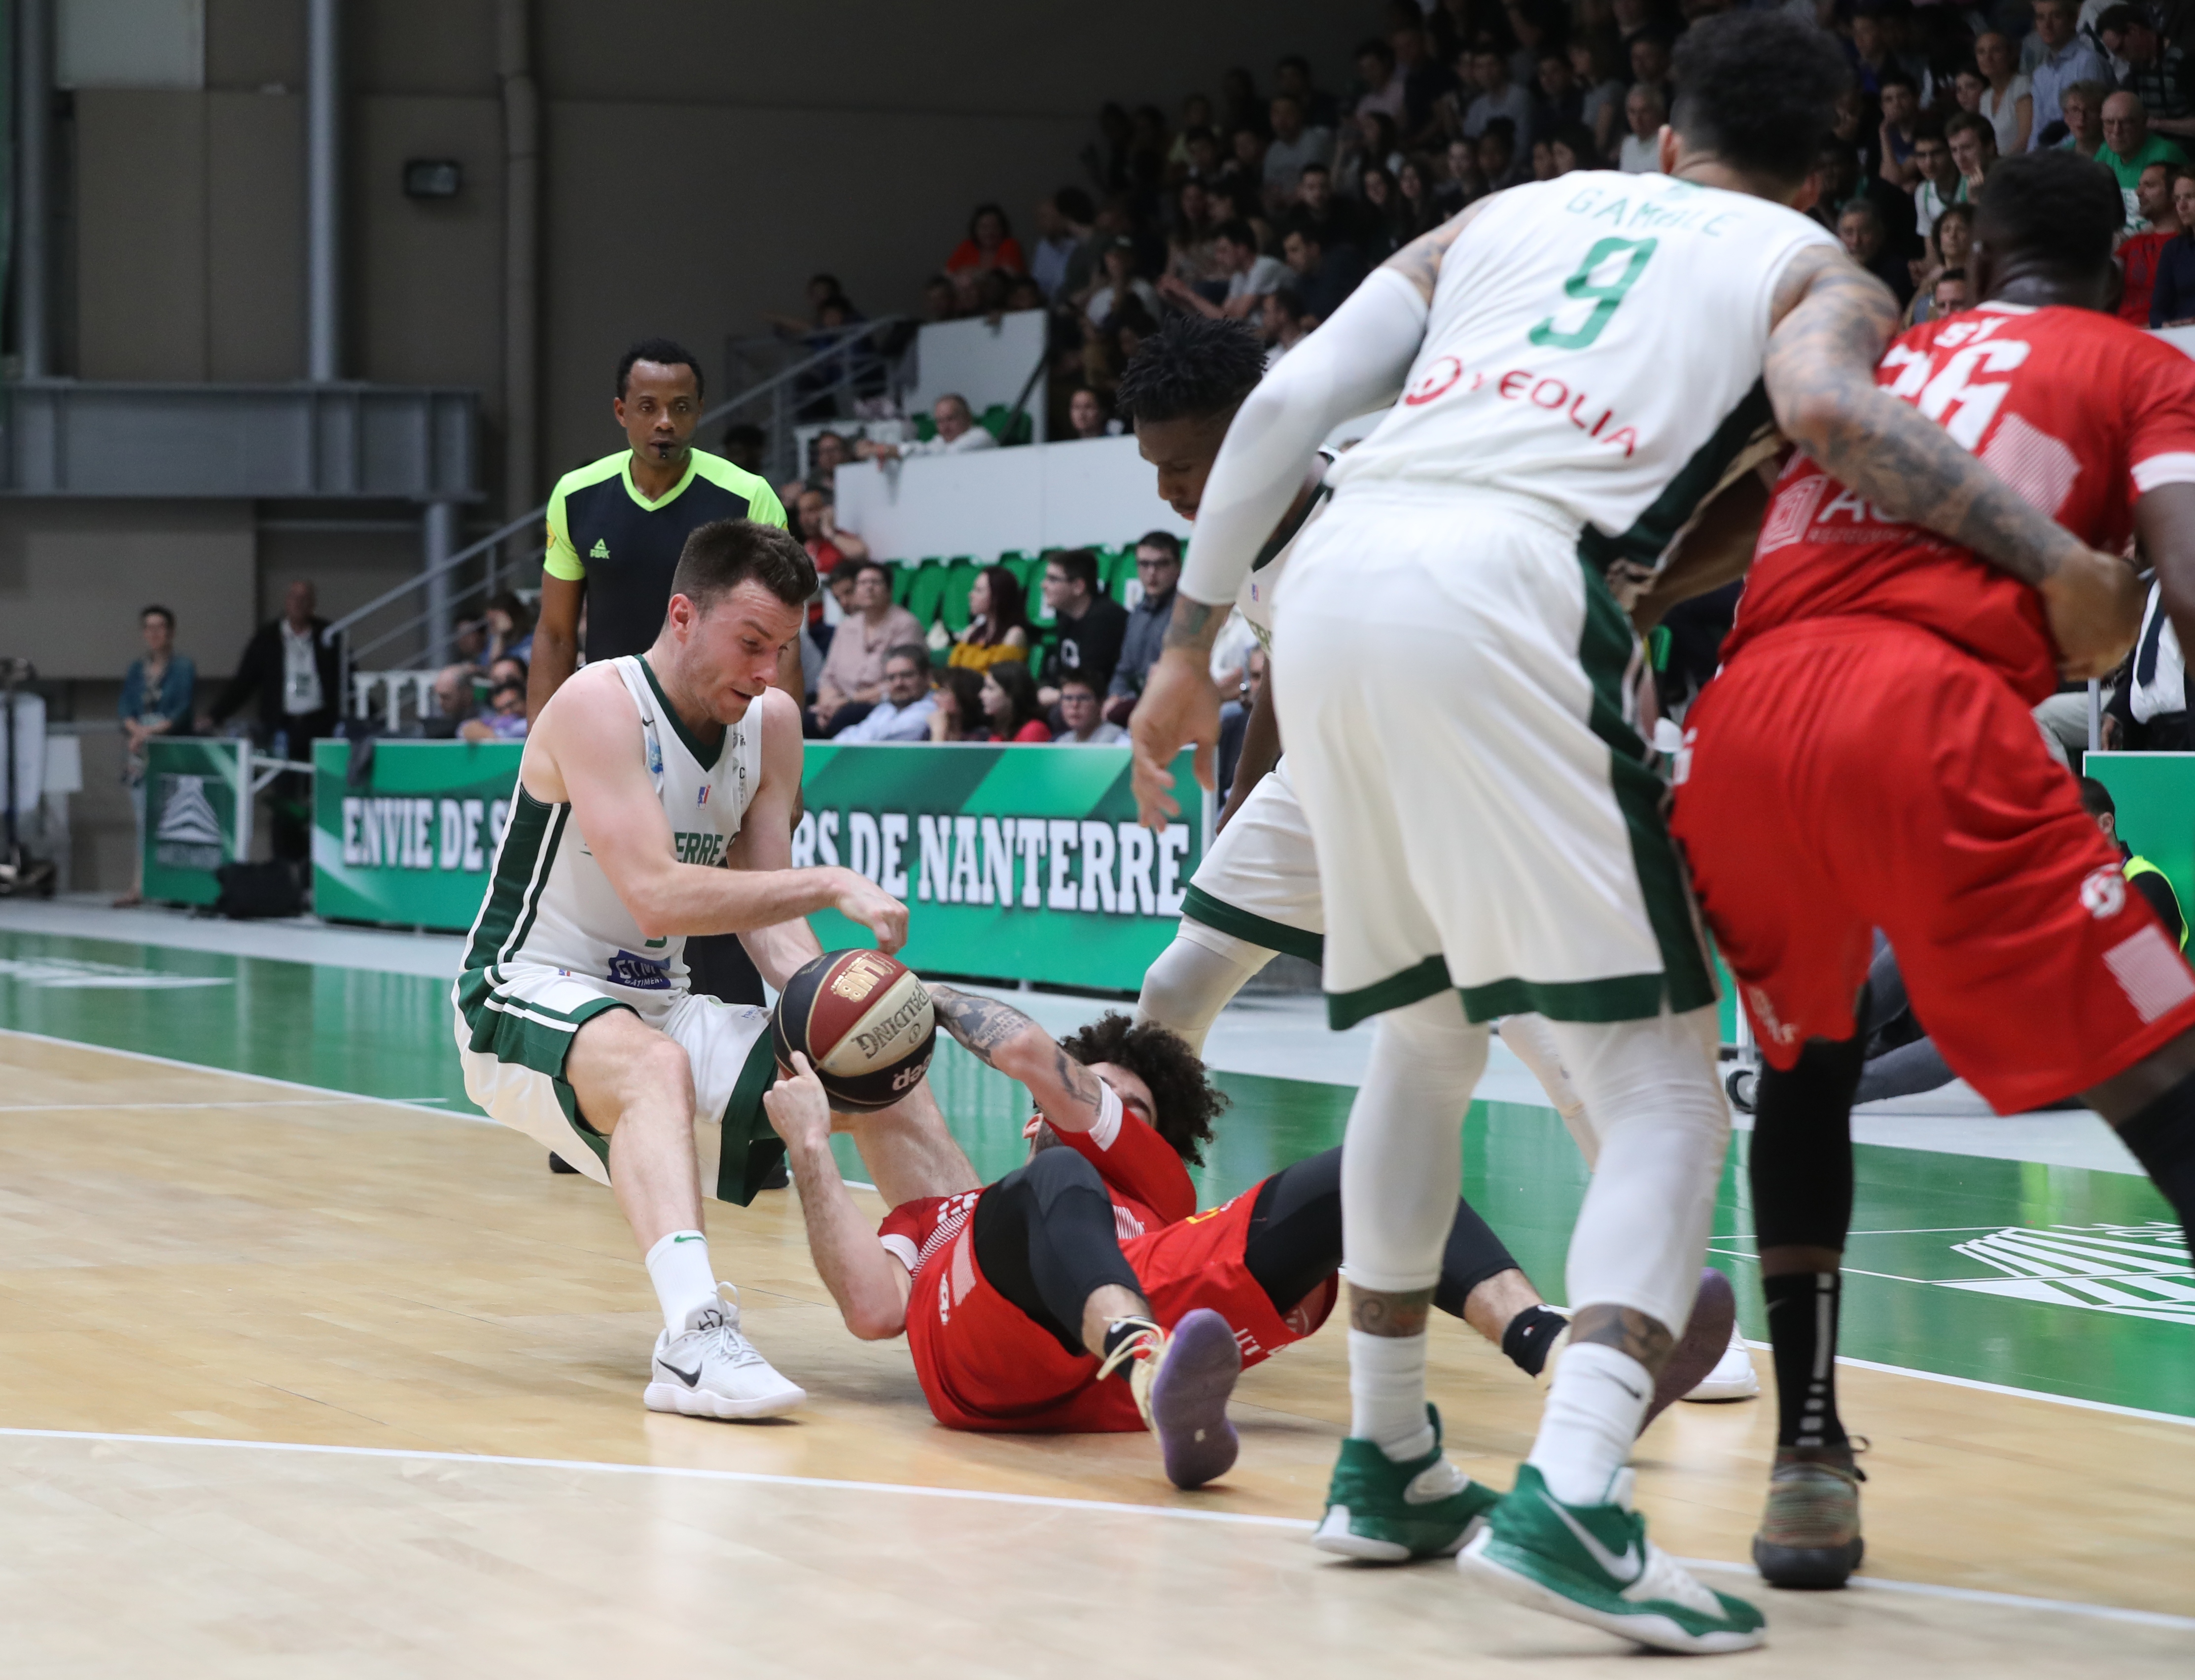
<box><xmin>770</xmin><ymin>949</ymin><xmax>937</xmax><ymax>1112</ymax></box>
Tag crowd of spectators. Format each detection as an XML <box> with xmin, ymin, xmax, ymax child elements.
<box><xmin>752</xmin><ymin>0</ymin><xmax>2195</xmax><ymax>760</ymax></box>
<box><xmin>817</xmin><ymin>0</ymin><xmax>2195</xmax><ymax>423</ymax></box>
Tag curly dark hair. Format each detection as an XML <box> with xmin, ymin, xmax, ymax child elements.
<box><xmin>1669</xmin><ymin>11</ymin><xmax>1850</xmax><ymax>187</ymax></box>
<box><xmin>1114</xmin><ymin>313</ymin><xmax>1267</xmax><ymax>426</ymax></box>
<box><xmin>1058</xmin><ymin>1011</ymin><xmax>1228</xmax><ymax>1164</ymax></box>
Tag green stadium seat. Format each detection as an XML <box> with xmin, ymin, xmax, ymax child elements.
<box><xmin>890</xmin><ymin>561</ymin><xmax>923</xmax><ymax>607</ymax></box>
<box><xmin>902</xmin><ymin>561</ymin><xmax>953</xmax><ymax>630</ymax></box>
<box><xmin>939</xmin><ymin>559</ymin><xmax>982</xmax><ymax>635</ymax></box>
<box><xmin>1100</xmin><ymin>546</ymin><xmax>1137</xmax><ymax>604</ymax></box>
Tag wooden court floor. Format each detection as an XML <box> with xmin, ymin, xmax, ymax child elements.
<box><xmin>0</xmin><ymin>1030</ymin><xmax>2190</xmax><ymax>1678</ymax></box>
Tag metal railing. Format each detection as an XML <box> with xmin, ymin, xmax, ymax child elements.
<box><xmin>321</xmin><ymin>316</ymin><xmax>909</xmax><ymax>699</ymax></box>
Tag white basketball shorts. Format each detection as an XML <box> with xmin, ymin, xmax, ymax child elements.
<box><xmin>451</xmin><ymin>962</ymin><xmax>780</xmax><ymax>1202</ymax></box>
<box><xmin>1272</xmin><ymin>487</ymin><xmax>1715</xmax><ymax>1030</ymax></box>
<box><xmin>1181</xmin><ymin>759</ymin><xmax>1325</xmax><ymax>961</ymax></box>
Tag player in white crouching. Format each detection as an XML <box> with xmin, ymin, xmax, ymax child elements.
<box><xmin>453</xmin><ymin>519</ymin><xmax>908</xmax><ymax>1420</ymax></box>
<box><xmin>1111</xmin><ymin>317</ymin><xmax>1759</xmax><ymax>1423</ymax></box>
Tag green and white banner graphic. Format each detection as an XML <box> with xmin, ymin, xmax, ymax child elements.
<box><xmin>143</xmin><ymin>737</ymin><xmax>249</xmax><ymax>907</ymax></box>
<box><xmin>311</xmin><ymin>738</ymin><xmax>1208</xmax><ymax>991</ymax></box>
<box><xmin>312</xmin><ymin>739</ymin><xmax>524</xmax><ymax>931</ymax></box>
<box><xmin>798</xmin><ymin>742</ymin><xmax>1209</xmax><ymax>992</ymax></box>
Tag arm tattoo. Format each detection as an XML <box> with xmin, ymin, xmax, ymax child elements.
<box><xmin>929</xmin><ymin>986</ymin><xmax>1105</xmax><ymax>1124</ymax></box>
<box><xmin>1348</xmin><ymin>1283</ymin><xmax>1435</xmax><ymax>1338</ymax></box>
<box><xmin>1569</xmin><ymin>1303</ymin><xmax>1676</xmax><ymax>1376</ymax></box>
<box><xmin>1381</xmin><ymin>201</ymin><xmax>1487</xmax><ymax>303</ymax></box>
<box><xmin>927</xmin><ymin>984</ymin><xmax>1031</xmax><ymax>1066</ymax></box>
<box><xmin>1161</xmin><ymin>594</ymin><xmax>1221</xmax><ymax>653</ymax></box>
<box><xmin>1765</xmin><ymin>249</ymin><xmax>2074</xmax><ymax>586</ymax></box>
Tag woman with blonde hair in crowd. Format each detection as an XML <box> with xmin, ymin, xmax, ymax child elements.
<box><xmin>949</xmin><ymin>564</ymin><xmax>1033</xmax><ymax>672</ymax></box>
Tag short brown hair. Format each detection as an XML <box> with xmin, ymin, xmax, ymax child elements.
<box><xmin>671</xmin><ymin>519</ymin><xmax>816</xmax><ymax>612</ymax></box>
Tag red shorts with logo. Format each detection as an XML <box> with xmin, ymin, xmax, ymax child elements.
<box><xmin>904</xmin><ymin>1178</ymin><xmax>1338</xmax><ymax>1433</ymax></box>
<box><xmin>1669</xmin><ymin>620</ymin><xmax>2195</xmax><ymax>1113</ymax></box>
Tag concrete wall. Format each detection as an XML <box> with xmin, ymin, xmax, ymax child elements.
<box><xmin>21</xmin><ymin>0</ymin><xmax>1385</xmax><ymax>886</ymax></box>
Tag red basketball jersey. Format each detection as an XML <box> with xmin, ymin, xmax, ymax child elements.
<box><xmin>1726</xmin><ymin>303</ymin><xmax>2195</xmax><ymax>704</ymax></box>
<box><xmin>877</xmin><ymin>1094</ymin><xmax>1197</xmax><ymax>1282</ymax></box>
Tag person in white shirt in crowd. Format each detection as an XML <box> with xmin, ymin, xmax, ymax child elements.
<box><xmin>832</xmin><ymin>645</ymin><xmax>939</xmax><ymax>744</ymax></box>
<box><xmin>1463</xmin><ymin>45</ymin><xmax>1539</xmax><ymax>148</ymax></box>
<box><xmin>858</xmin><ymin>394</ymin><xmax>998</xmax><ymax>463</ymax></box>
<box><xmin>1055</xmin><ymin>675</ymin><xmax>1128</xmax><ymax>745</ymax></box>
<box><xmin>1619</xmin><ymin>84</ymin><xmax>1666</xmax><ymax>172</ymax></box>
<box><xmin>2029</xmin><ymin>0</ymin><xmax>2111</xmax><ymax>148</ymax></box>
<box><xmin>1262</xmin><ymin>93</ymin><xmax>1334</xmax><ymax>210</ymax></box>
<box><xmin>1158</xmin><ymin>219</ymin><xmax>1289</xmax><ymax>322</ymax></box>
<box><xmin>1028</xmin><ymin>189</ymin><xmax>1093</xmax><ymax>301</ymax></box>
<box><xmin>1975</xmin><ymin>31</ymin><xmax>2035</xmax><ymax>156</ymax></box>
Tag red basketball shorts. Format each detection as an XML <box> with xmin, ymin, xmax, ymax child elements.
<box><xmin>904</xmin><ymin>1179</ymin><xmax>1337</xmax><ymax>1434</ymax></box>
<box><xmin>1670</xmin><ymin>620</ymin><xmax>2195</xmax><ymax>1114</ymax></box>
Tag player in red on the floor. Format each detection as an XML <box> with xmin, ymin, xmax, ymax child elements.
<box><xmin>1667</xmin><ymin>149</ymin><xmax>2195</xmax><ymax>1590</ymax></box>
<box><xmin>763</xmin><ymin>986</ymin><xmax>1732</xmax><ymax>1513</ymax></box>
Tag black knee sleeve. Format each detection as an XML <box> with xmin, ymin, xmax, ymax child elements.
<box><xmin>1433</xmin><ymin>1194</ymin><xmax>1522</xmax><ymax>1318</ymax></box>
<box><xmin>1243</xmin><ymin>1148</ymin><xmax>1345</xmax><ymax>1313</ymax></box>
<box><xmin>1750</xmin><ymin>1030</ymin><xmax>1864</xmax><ymax>1254</ymax></box>
<box><xmin>972</xmin><ymin>1148</ymin><xmax>1142</xmax><ymax>1356</ymax></box>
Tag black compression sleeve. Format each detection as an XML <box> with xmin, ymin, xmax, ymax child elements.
<box><xmin>1750</xmin><ymin>1028</ymin><xmax>1865</xmax><ymax>1254</ymax></box>
<box><xmin>970</xmin><ymin>1149</ymin><xmax>1142</xmax><ymax>1356</ymax></box>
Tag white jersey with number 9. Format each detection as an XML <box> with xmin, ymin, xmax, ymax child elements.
<box><xmin>1328</xmin><ymin>171</ymin><xmax>1839</xmax><ymax>578</ymax></box>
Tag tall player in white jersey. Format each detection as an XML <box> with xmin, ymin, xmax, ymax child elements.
<box><xmin>454</xmin><ymin>520</ymin><xmax>908</xmax><ymax>1421</ymax></box>
<box><xmin>1132</xmin><ymin>14</ymin><xmax>2130</xmax><ymax>1654</ymax></box>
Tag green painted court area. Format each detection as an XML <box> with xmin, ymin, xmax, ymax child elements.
<box><xmin>2</xmin><ymin>928</ymin><xmax>2187</xmax><ymax>1422</ymax></box>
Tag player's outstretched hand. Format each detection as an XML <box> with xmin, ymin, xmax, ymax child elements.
<box><xmin>1130</xmin><ymin>648</ymin><xmax>1220</xmax><ymax>830</ymax></box>
<box><xmin>763</xmin><ymin>1051</ymin><xmax>833</xmax><ymax>1152</ymax></box>
<box><xmin>2041</xmin><ymin>547</ymin><xmax>2146</xmax><ymax>681</ymax></box>
<box><xmin>832</xmin><ymin>868</ymin><xmax>909</xmax><ymax>953</ymax></box>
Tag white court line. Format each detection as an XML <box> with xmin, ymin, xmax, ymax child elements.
<box><xmin>0</xmin><ymin>1028</ymin><xmax>490</xmax><ymax>1125</ymax></box>
<box><xmin>0</xmin><ymin>1098</ymin><xmax>393</xmax><ymax>1114</ymax></box>
<box><xmin>0</xmin><ymin>1425</ymin><xmax>2185</xmax><ymax>1633</ymax></box>
<box><xmin>9</xmin><ymin>1031</ymin><xmax>2190</xmax><ymax>1430</ymax></box>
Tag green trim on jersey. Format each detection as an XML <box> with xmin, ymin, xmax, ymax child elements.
<box><xmin>1568</xmin><ymin>549</ymin><xmax>1717</xmax><ymax>1019</ymax></box>
<box><xmin>1182</xmin><ymin>883</ymin><xmax>1325</xmax><ymax>965</ymax></box>
<box><xmin>543</xmin><ymin>448</ymin><xmax>789</xmax><ymax>582</ymax></box>
<box><xmin>462</xmin><ymin>791</ymin><xmax>568</xmax><ymax>972</ymax></box>
<box><xmin>636</xmin><ymin>654</ymin><xmax>728</xmax><ymax>772</ymax></box>
<box><xmin>1573</xmin><ymin>380</ymin><xmax>1776</xmax><ymax>578</ymax></box>
<box><xmin>715</xmin><ymin>1029</ymin><xmax>788</xmax><ymax>1206</ymax></box>
<box><xmin>453</xmin><ymin>965</ymin><xmax>629</xmax><ymax>1171</ymax></box>
<box><xmin>1327</xmin><ymin>955</ymin><xmax>1452</xmax><ymax>1032</ymax></box>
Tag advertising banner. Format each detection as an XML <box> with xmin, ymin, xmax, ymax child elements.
<box><xmin>312</xmin><ymin>739</ymin><xmax>524</xmax><ymax>931</ymax></box>
<box><xmin>798</xmin><ymin>742</ymin><xmax>1209</xmax><ymax>993</ymax></box>
<box><xmin>143</xmin><ymin>737</ymin><xmax>249</xmax><ymax>907</ymax></box>
<box><xmin>310</xmin><ymin>738</ymin><xmax>1208</xmax><ymax>992</ymax></box>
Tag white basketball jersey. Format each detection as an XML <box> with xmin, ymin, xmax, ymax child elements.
<box><xmin>1236</xmin><ymin>447</ymin><xmax>1337</xmax><ymax>653</ymax></box>
<box><xmin>1330</xmin><ymin>173</ymin><xmax>1837</xmax><ymax>579</ymax></box>
<box><xmin>463</xmin><ymin>655</ymin><xmax>763</xmax><ymax>992</ymax></box>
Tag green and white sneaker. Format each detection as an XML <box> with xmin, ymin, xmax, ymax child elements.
<box><xmin>1311</xmin><ymin>1405</ymin><xmax>1500</xmax><ymax>1562</ymax></box>
<box><xmin>1459</xmin><ymin>1465</ymin><xmax>1766</xmax><ymax>1654</ymax></box>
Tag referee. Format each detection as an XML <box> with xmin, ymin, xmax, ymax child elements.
<box><xmin>530</xmin><ymin>337</ymin><xmax>792</xmax><ymax>1024</ymax></box>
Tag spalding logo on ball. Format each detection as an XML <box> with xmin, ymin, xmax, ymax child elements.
<box><xmin>771</xmin><ymin>949</ymin><xmax>937</xmax><ymax>1112</ymax></box>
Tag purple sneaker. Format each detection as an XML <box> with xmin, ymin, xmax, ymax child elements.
<box><xmin>1644</xmin><ymin>1266</ymin><xmax>1738</xmax><ymax>1430</ymax></box>
<box><xmin>1135</xmin><ymin>1308</ymin><xmax>1242</xmax><ymax>1489</ymax></box>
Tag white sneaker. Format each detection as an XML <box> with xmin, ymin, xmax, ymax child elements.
<box><xmin>1681</xmin><ymin>1324</ymin><xmax>1761</xmax><ymax>1402</ymax></box>
<box><xmin>644</xmin><ymin>1286</ymin><xmax>805</xmax><ymax>1420</ymax></box>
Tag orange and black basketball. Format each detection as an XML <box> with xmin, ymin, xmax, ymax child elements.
<box><xmin>771</xmin><ymin>949</ymin><xmax>937</xmax><ymax>1112</ymax></box>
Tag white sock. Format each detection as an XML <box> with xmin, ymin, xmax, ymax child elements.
<box><xmin>644</xmin><ymin>1229</ymin><xmax>718</xmax><ymax>1335</ymax></box>
<box><xmin>1348</xmin><ymin>1330</ymin><xmax>1435</xmax><ymax>1460</ymax></box>
<box><xmin>1528</xmin><ymin>1341</ymin><xmax>1651</xmax><ymax>1505</ymax></box>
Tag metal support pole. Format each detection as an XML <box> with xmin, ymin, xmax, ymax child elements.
<box><xmin>423</xmin><ymin>500</ymin><xmax>458</xmax><ymax>668</ymax></box>
<box><xmin>16</xmin><ymin>0</ymin><xmax>50</xmax><ymax>377</ymax></box>
<box><xmin>2088</xmin><ymin>677</ymin><xmax>2103</xmax><ymax>753</ymax></box>
<box><xmin>499</xmin><ymin>0</ymin><xmax>540</xmax><ymax>583</ymax></box>
<box><xmin>306</xmin><ymin>0</ymin><xmax>342</xmax><ymax>382</ymax></box>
